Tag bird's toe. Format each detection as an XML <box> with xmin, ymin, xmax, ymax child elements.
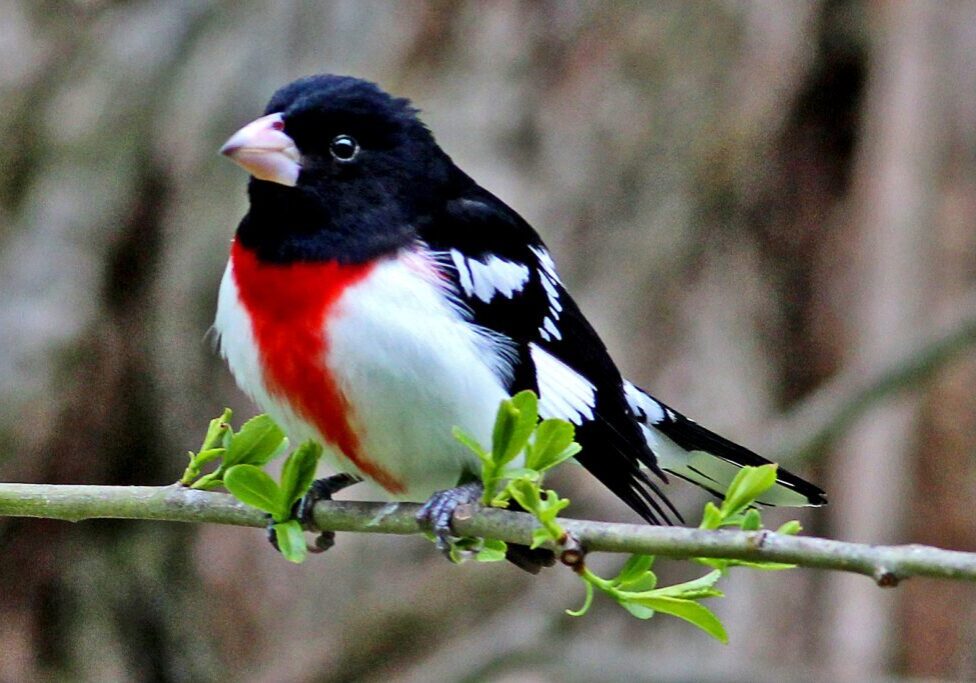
<box><xmin>415</xmin><ymin>481</ymin><xmax>484</xmax><ymax>556</ymax></box>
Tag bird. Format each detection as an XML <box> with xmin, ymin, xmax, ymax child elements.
<box><xmin>214</xmin><ymin>74</ymin><xmax>825</xmax><ymax>570</ymax></box>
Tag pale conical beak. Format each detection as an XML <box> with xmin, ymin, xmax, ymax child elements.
<box><xmin>219</xmin><ymin>113</ymin><xmax>301</xmax><ymax>186</ymax></box>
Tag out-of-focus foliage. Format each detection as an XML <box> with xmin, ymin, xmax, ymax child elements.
<box><xmin>1</xmin><ymin>1</ymin><xmax>975</xmax><ymax>681</ymax></box>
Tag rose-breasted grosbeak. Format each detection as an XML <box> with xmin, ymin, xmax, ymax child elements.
<box><xmin>214</xmin><ymin>75</ymin><xmax>825</xmax><ymax>566</ymax></box>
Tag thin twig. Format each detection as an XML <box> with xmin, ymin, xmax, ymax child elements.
<box><xmin>1</xmin><ymin>482</ymin><xmax>974</xmax><ymax>585</ymax></box>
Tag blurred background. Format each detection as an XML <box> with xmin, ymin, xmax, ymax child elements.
<box><xmin>1</xmin><ymin>1</ymin><xmax>975</xmax><ymax>681</ymax></box>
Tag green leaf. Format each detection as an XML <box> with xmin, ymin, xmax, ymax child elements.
<box><xmin>630</xmin><ymin>596</ymin><xmax>728</xmax><ymax>643</ymax></box>
<box><xmin>527</xmin><ymin>419</ymin><xmax>576</xmax><ymax>471</ymax></box>
<box><xmin>537</xmin><ymin>499</ymin><xmax>570</xmax><ymax>525</ymax></box>
<box><xmin>273</xmin><ymin>520</ymin><xmax>308</xmax><ymax>564</ymax></box>
<box><xmin>553</xmin><ymin>442</ymin><xmax>582</xmax><ymax>466</ymax></box>
<box><xmin>535</xmin><ymin>490</ymin><xmax>570</xmax><ymax>523</ymax></box>
<box><xmin>695</xmin><ymin>557</ymin><xmax>730</xmax><ymax>573</ymax></box>
<box><xmin>223</xmin><ymin>415</ymin><xmax>287</xmax><ymax>468</ymax></box>
<box><xmin>280</xmin><ymin>441</ymin><xmax>323</xmax><ymax>508</ymax></box>
<box><xmin>491</xmin><ymin>391</ymin><xmax>538</xmax><ymax>466</ymax></box>
<box><xmin>189</xmin><ymin>475</ymin><xmax>224</xmax><ymax>491</ymax></box>
<box><xmin>183</xmin><ymin>450</ymin><xmax>224</xmax><ymax>486</ymax></box>
<box><xmin>193</xmin><ymin>448</ymin><xmax>226</xmax><ymax>466</ymax></box>
<box><xmin>180</xmin><ymin>410</ymin><xmax>235</xmax><ymax>485</ymax></box>
<box><xmin>507</xmin><ymin>478</ymin><xmax>542</xmax><ymax>513</ymax></box>
<box><xmin>726</xmin><ymin>559</ymin><xmax>796</xmax><ymax>571</ymax></box>
<box><xmin>699</xmin><ymin>502</ymin><xmax>723</xmax><ymax>530</ymax></box>
<box><xmin>509</xmin><ymin>390</ymin><xmax>540</xmax><ymax>425</ymax></box>
<box><xmin>447</xmin><ymin>542</ymin><xmax>471</xmax><ymax>564</ymax></box>
<box><xmin>475</xmin><ymin>539</ymin><xmax>508</xmax><ymax>562</ymax></box>
<box><xmin>642</xmin><ymin>570</ymin><xmax>724</xmax><ymax>601</ymax></box>
<box><xmin>530</xmin><ymin>526</ymin><xmax>553</xmax><ymax>549</ymax></box>
<box><xmin>720</xmin><ymin>465</ymin><xmax>778</xmax><ymax>518</ymax></box>
<box><xmin>488</xmin><ymin>491</ymin><xmax>513</xmax><ymax>508</ymax></box>
<box><xmin>447</xmin><ymin>537</ymin><xmax>481</xmax><ymax>563</ymax></box>
<box><xmin>200</xmin><ymin>408</ymin><xmax>233</xmax><ymax>451</ymax></box>
<box><xmin>741</xmin><ymin>508</ymin><xmax>762</xmax><ymax>531</ymax></box>
<box><xmin>619</xmin><ymin>601</ymin><xmax>656</xmax><ymax>619</ymax></box>
<box><xmin>494</xmin><ymin>467</ymin><xmax>539</xmax><ymax>480</ymax></box>
<box><xmin>619</xmin><ymin>572</ymin><xmax>658</xmax><ymax>593</ymax></box>
<box><xmin>777</xmin><ymin>520</ymin><xmax>802</xmax><ymax>535</ymax></box>
<box><xmin>615</xmin><ymin>554</ymin><xmax>654</xmax><ymax>585</ymax></box>
<box><xmin>491</xmin><ymin>401</ymin><xmax>520</xmax><ymax>465</ymax></box>
<box><xmin>224</xmin><ymin>464</ymin><xmax>285</xmax><ymax>519</ymax></box>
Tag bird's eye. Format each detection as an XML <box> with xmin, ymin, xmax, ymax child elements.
<box><xmin>330</xmin><ymin>134</ymin><xmax>360</xmax><ymax>162</ymax></box>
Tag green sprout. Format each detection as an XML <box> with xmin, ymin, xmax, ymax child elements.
<box><xmin>179</xmin><ymin>409</ymin><xmax>320</xmax><ymax>563</ymax></box>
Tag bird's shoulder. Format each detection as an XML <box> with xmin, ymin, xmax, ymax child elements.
<box><xmin>415</xmin><ymin>186</ymin><xmax>623</xmax><ymax>422</ymax></box>
<box><xmin>419</xmin><ymin>186</ymin><xmax>610</xmax><ymax>377</ymax></box>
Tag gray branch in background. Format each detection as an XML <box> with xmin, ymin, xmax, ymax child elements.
<box><xmin>1</xmin><ymin>483</ymin><xmax>974</xmax><ymax>585</ymax></box>
<box><xmin>763</xmin><ymin>291</ymin><xmax>976</xmax><ymax>463</ymax></box>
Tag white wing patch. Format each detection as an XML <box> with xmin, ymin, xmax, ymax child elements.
<box><xmin>530</xmin><ymin>343</ymin><xmax>596</xmax><ymax>425</ymax></box>
<box><xmin>450</xmin><ymin>250</ymin><xmax>530</xmax><ymax>303</ymax></box>
<box><xmin>529</xmin><ymin>246</ymin><xmax>563</xmax><ymax>341</ymax></box>
<box><xmin>543</xmin><ymin>316</ymin><xmax>560</xmax><ymax>340</ymax></box>
<box><xmin>623</xmin><ymin>380</ymin><xmax>666</xmax><ymax>424</ymax></box>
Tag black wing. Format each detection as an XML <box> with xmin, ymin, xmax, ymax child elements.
<box><xmin>420</xmin><ymin>183</ymin><xmax>681</xmax><ymax>524</ymax></box>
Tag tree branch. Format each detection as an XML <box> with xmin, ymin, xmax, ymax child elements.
<box><xmin>1</xmin><ymin>482</ymin><xmax>974</xmax><ymax>585</ymax></box>
<box><xmin>762</xmin><ymin>291</ymin><xmax>976</xmax><ymax>463</ymax></box>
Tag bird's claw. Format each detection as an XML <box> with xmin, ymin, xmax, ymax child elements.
<box><xmin>415</xmin><ymin>481</ymin><xmax>484</xmax><ymax>557</ymax></box>
<box><xmin>265</xmin><ymin>473</ymin><xmax>361</xmax><ymax>556</ymax></box>
<box><xmin>311</xmin><ymin>531</ymin><xmax>336</xmax><ymax>553</ymax></box>
<box><xmin>265</xmin><ymin>515</ymin><xmax>280</xmax><ymax>551</ymax></box>
<box><xmin>295</xmin><ymin>473</ymin><xmax>362</xmax><ymax>528</ymax></box>
<box><xmin>265</xmin><ymin>519</ymin><xmax>334</xmax><ymax>554</ymax></box>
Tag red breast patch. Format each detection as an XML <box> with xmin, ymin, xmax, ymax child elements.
<box><xmin>230</xmin><ymin>240</ymin><xmax>405</xmax><ymax>493</ymax></box>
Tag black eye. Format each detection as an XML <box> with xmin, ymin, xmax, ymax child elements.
<box><xmin>330</xmin><ymin>134</ymin><xmax>359</xmax><ymax>162</ymax></box>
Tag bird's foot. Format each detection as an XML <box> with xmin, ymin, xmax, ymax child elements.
<box><xmin>266</xmin><ymin>473</ymin><xmax>362</xmax><ymax>555</ymax></box>
<box><xmin>415</xmin><ymin>481</ymin><xmax>483</xmax><ymax>557</ymax></box>
<box><xmin>297</xmin><ymin>473</ymin><xmax>362</xmax><ymax>553</ymax></box>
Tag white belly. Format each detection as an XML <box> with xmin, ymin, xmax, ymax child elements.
<box><xmin>327</xmin><ymin>251</ymin><xmax>514</xmax><ymax>499</ymax></box>
<box><xmin>215</xmin><ymin>250</ymin><xmax>514</xmax><ymax>501</ymax></box>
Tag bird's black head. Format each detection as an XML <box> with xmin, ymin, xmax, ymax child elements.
<box><xmin>222</xmin><ymin>75</ymin><xmax>461</xmax><ymax>263</ymax></box>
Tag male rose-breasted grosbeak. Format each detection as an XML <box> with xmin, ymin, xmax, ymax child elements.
<box><xmin>214</xmin><ymin>75</ymin><xmax>825</xmax><ymax>567</ymax></box>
